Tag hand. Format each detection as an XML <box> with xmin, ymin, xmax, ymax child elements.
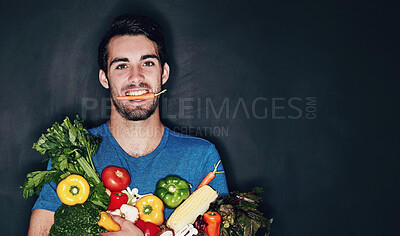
<box><xmin>100</xmin><ymin>215</ymin><xmax>144</xmax><ymax>236</ymax></box>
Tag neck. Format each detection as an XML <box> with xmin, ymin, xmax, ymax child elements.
<box><xmin>108</xmin><ymin>106</ymin><xmax>164</xmax><ymax>157</ymax></box>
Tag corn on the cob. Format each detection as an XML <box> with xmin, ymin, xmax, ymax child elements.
<box><xmin>167</xmin><ymin>185</ymin><xmax>218</xmax><ymax>231</ymax></box>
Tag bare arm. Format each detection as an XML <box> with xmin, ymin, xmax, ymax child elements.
<box><xmin>28</xmin><ymin>209</ymin><xmax>54</xmax><ymax>236</ymax></box>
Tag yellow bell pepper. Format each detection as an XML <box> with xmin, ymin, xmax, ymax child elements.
<box><xmin>135</xmin><ymin>195</ymin><xmax>164</xmax><ymax>226</ymax></box>
<box><xmin>56</xmin><ymin>174</ymin><xmax>90</xmax><ymax>206</ymax></box>
<box><xmin>98</xmin><ymin>211</ymin><xmax>121</xmax><ymax>232</ymax></box>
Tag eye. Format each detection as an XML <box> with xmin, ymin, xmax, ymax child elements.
<box><xmin>143</xmin><ymin>61</ymin><xmax>155</xmax><ymax>67</ymax></box>
<box><xmin>116</xmin><ymin>64</ymin><xmax>127</xmax><ymax>70</ymax></box>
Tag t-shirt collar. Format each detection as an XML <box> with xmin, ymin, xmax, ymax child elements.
<box><xmin>102</xmin><ymin>122</ymin><xmax>169</xmax><ymax>160</ymax></box>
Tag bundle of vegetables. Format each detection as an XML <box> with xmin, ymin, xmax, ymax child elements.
<box><xmin>21</xmin><ymin>116</ymin><xmax>110</xmax><ymax>235</ymax></box>
<box><xmin>101</xmin><ymin>170</ymin><xmax>272</xmax><ymax>236</ymax></box>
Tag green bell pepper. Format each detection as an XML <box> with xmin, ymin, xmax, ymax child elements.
<box><xmin>154</xmin><ymin>175</ymin><xmax>190</xmax><ymax>209</ymax></box>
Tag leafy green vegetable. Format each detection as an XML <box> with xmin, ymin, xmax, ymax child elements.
<box><xmin>49</xmin><ymin>201</ymin><xmax>108</xmax><ymax>235</ymax></box>
<box><xmin>21</xmin><ymin>115</ymin><xmax>109</xmax><ymax>209</ymax></box>
<box><xmin>208</xmin><ymin>187</ymin><xmax>273</xmax><ymax>236</ymax></box>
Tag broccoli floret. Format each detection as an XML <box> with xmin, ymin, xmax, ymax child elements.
<box><xmin>49</xmin><ymin>202</ymin><xmax>108</xmax><ymax>236</ymax></box>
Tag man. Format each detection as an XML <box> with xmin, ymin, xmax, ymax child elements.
<box><xmin>28</xmin><ymin>14</ymin><xmax>229</xmax><ymax>235</ymax></box>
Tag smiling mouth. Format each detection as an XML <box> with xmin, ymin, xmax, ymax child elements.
<box><xmin>116</xmin><ymin>89</ymin><xmax>166</xmax><ymax>101</ymax></box>
<box><xmin>124</xmin><ymin>90</ymin><xmax>149</xmax><ymax>96</ymax></box>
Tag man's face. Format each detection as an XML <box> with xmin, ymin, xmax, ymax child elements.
<box><xmin>99</xmin><ymin>35</ymin><xmax>169</xmax><ymax>121</ymax></box>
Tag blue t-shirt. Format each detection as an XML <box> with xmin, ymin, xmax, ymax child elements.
<box><xmin>33</xmin><ymin>123</ymin><xmax>229</xmax><ymax>218</ymax></box>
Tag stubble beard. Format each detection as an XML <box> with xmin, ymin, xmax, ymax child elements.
<box><xmin>109</xmin><ymin>84</ymin><xmax>160</xmax><ymax>121</ymax></box>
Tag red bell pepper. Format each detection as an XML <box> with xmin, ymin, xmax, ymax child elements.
<box><xmin>107</xmin><ymin>192</ymin><xmax>128</xmax><ymax>210</ymax></box>
<box><xmin>135</xmin><ymin>219</ymin><xmax>161</xmax><ymax>236</ymax></box>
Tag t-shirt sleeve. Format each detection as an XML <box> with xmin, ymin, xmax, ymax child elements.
<box><xmin>199</xmin><ymin>144</ymin><xmax>229</xmax><ymax>196</ymax></box>
<box><xmin>31</xmin><ymin>160</ymin><xmax>62</xmax><ymax>212</ymax></box>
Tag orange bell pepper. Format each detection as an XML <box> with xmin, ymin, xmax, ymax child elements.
<box><xmin>135</xmin><ymin>195</ymin><xmax>164</xmax><ymax>226</ymax></box>
<box><xmin>204</xmin><ymin>211</ymin><xmax>221</xmax><ymax>236</ymax></box>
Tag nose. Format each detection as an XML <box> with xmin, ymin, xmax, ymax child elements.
<box><xmin>128</xmin><ymin>66</ymin><xmax>144</xmax><ymax>84</ymax></box>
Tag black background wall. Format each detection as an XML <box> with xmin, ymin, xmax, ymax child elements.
<box><xmin>1</xmin><ymin>0</ymin><xmax>398</xmax><ymax>235</ymax></box>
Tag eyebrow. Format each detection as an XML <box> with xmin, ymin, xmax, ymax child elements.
<box><xmin>141</xmin><ymin>54</ymin><xmax>160</xmax><ymax>61</ymax></box>
<box><xmin>109</xmin><ymin>57</ymin><xmax>129</xmax><ymax>68</ymax></box>
<box><xmin>109</xmin><ymin>54</ymin><xmax>160</xmax><ymax>68</ymax></box>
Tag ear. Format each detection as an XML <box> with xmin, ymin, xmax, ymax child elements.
<box><xmin>161</xmin><ymin>63</ymin><xmax>170</xmax><ymax>85</ymax></box>
<box><xmin>99</xmin><ymin>69</ymin><xmax>109</xmax><ymax>89</ymax></box>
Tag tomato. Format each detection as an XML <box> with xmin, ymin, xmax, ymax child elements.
<box><xmin>101</xmin><ymin>166</ymin><xmax>131</xmax><ymax>191</ymax></box>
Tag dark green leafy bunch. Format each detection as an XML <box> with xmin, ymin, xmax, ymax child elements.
<box><xmin>209</xmin><ymin>187</ymin><xmax>273</xmax><ymax>236</ymax></box>
<box><xmin>21</xmin><ymin>116</ymin><xmax>109</xmax><ymax>210</ymax></box>
<box><xmin>49</xmin><ymin>201</ymin><xmax>108</xmax><ymax>236</ymax></box>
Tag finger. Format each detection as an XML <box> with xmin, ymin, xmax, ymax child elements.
<box><xmin>110</xmin><ymin>215</ymin><xmax>126</xmax><ymax>224</ymax></box>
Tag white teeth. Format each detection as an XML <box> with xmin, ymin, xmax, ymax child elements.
<box><xmin>125</xmin><ymin>90</ymin><xmax>148</xmax><ymax>96</ymax></box>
